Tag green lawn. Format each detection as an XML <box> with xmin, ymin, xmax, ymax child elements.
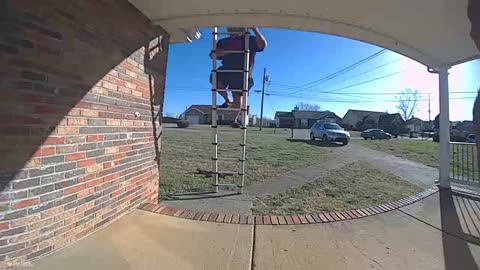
<box><xmin>252</xmin><ymin>161</ymin><xmax>423</xmax><ymax>215</ymax></box>
<box><xmin>352</xmin><ymin>139</ymin><xmax>478</xmax><ymax>180</ymax></box>
<box><xmin>159</xmin><ymin>126</ymin><xmax>337</xmax><ymax>198</ymax></box>
<box><xmin>348</xmin><ymin>131</ymin><xmax>362</xmax><ymax>137</ymax></box>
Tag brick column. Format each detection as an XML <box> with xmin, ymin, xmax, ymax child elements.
<box><xmin>0</xmin><ymin>0</ymin><xmax>168</xmax><ymax>265</ymax></box>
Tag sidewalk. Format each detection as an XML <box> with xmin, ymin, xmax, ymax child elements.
<box><xmin>18</xmin><ymin>189</ymin><xmax>480</xmax><ymax>270</ymax></box>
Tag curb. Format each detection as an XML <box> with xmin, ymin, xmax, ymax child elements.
<box><xmin>138</xmin><ymin>187</ymin><xmax>439</xmax><ymax>225</ymax></box>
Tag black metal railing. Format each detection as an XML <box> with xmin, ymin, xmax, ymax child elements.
<box><xmin>450</xmin><ymin>142</ymin><xmax>480</xmax><ymax>187</ymax></box>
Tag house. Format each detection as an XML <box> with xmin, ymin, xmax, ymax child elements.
<box><xmin>275</xmin><ymin>108</ymin><xmax>342</xmax><ymax>129</ymax></box>
<box><xmin>406</xmin><ymin>117</ymin><xmax>425</xmax><ymax>132</ymax></box>
<box><xmin>342</xmin><ymin>110</ymin><xmax>387</xmax><ymax>130</ymax></box>
<box><xmin>454</xmin><ymin>120</ymin><xmax>474</xmax><ymax>134</ymax></box>
<box><xmin>275</xmin><ymin>111</ymin><xmax>294</xmax><ymax>128</ymax></box>
<box><xmin>183</xmin><ymin>105</ymin><xmax>249</xmax><ymax>125</ymax></box>
<box><xmin>378</xmin><ymin>113</ymin><xmax>406</xmax><ymax>135</ymax></box>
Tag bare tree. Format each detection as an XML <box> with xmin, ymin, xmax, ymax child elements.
<box><xmin>395</xmin><ymin>89</ymin><xmax>421</xmax><ymax>120</ymax></box>
<box><xmin>295</xmin><ymin>102</ymin><xmax>321</xmax><ymax>111</ymax></box>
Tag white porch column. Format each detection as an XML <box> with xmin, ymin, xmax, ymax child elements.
<box><xmin>438</xmin><ymin>67</ymin><xmax>451</xmax><ymax>189</ymax></box>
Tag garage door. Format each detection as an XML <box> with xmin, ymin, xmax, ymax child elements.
<box><xmin>187</xmin><ymin>115</ymin><xmax>199</xmax><ymax>124</ymax></box>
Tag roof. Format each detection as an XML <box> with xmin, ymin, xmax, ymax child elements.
<box><xmin>292</xmin><ymin>110</ymin><xmax>338</xmax><ymax>119</ymax></box>
<box><xmin>379</xmin><ymin>113</ymin><xmax>404</xmax><ymax>127</ymax></box>
<box><xmin>406</xmin><ymin>117</ymin><xmax>424</xmax><ymax>124</ymax></box>
<box><xmin>185</xmin><ymin>105</ymin><xmax>211</xmax><ymax>115</ymax></box>
<box><xmin>275</xmin><ymin>110</ymin><xmax>339</xmax><ymax>119</ymax></box>
<box><xmin>275</xmin><ymin>111</ymin><xmax>294</xmax><ymax>118</ymax></box>
<box><xmin>128</xmin><ymin>0</ymin><xmax>478</xmax><ymax>67</ymax></box>
<box><xmin>344</xmin><ymin>110</ymin><xmax>387</xmax><ymax>123</ymax></box>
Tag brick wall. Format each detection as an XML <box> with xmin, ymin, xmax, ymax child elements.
<box><xmin>0</xmin><ymin>0</ymin><xmax>167</xmax><ymax>266</ymax></box>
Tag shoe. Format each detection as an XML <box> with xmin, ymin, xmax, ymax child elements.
<box><xmin>230</xmin><ymin>122</ymin><xmax>240</xmax><ymax>128</ymax></box>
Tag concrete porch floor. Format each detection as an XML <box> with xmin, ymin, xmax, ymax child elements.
<box><xmin>14</xmin><ymin>189</ymin><xmax>480</xmax><ymax>270</ymax></box>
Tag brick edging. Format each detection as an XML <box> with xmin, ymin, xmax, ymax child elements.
<box><xmin>138</xmin><ymin>187</ymin><xmax>439</xmax><ymax>225</ymax></box>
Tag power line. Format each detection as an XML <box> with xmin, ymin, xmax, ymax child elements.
<box><xmin>270</xmin><ymin>70</ymin><xmax>407</xmax><ymax>97</ymax></box>
<box><xmin>271</xmin><ymin>58</ymin><xmax>402</xmax><ymax>94</ymax></box>
<box><xmin>287</xmin><ymin>49</ymin><xmax>387</xmax><ymax>95</ymax></box>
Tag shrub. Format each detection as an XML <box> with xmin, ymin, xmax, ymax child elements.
<box><xmin>176</xmin><ymin>120</ymin><xmax>190</xmax><ymax>128</ymax></box>
<box><xmin>162</xmin><ymin>117</ymin><xmax>180</xmax><ymax>123</ymax></box>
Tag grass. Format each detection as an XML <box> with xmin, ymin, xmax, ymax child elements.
<box><xmin>352</xmin><ymin>139</ymin><xmax>479</xmax><ymax>180</ymax></box>
<box><xmin>252</xmin><ymin>161</ymin><xmax>423</xmax><ymax>215</ymax></box>
<box><xmin>348</xmin><ymin>131</ymin><xmax>362</xmax><ymax>137</ymax></box>
<box><xmin>159</xmin><ymin>126</ymin><xmax>337</xmax><ymax>198</ymax></box>
<box><xmin>353</xmin><ymin>139</ymin><xmax>440</xmax><ymax>167</ymax></box>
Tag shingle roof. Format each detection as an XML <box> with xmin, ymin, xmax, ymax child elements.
<box><xmin>185</xmin><ymin>105</ymin><xmax>211</xmax><ymax>115</ymax></box>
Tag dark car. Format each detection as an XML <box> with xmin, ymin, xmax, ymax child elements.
<box><xmin>361</xmin><ymin>129</ymin><xmax>392</xmax><ymax>140</ymax></box>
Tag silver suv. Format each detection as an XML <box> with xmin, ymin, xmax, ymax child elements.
<box><xmin>310</xmin><ymin>121</ymin><xmax>351</xmax><ymax>145</ymax></box>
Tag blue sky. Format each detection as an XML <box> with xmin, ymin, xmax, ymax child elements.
<box><xmin>164</xmin><ymin>28</ymin><xmax>480</xmax><ymax>121</ymax></box>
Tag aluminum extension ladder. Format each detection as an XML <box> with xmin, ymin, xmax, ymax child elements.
<box><xmin>210</xmin><ymin>27</ymin><xmax>250</xmax><ymax>194</ymax></box>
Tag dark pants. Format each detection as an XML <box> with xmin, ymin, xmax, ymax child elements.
<box><xmin>210</xmin><ymin>66</ymin><xmax>254</xmax><ymax>97</ymax></box>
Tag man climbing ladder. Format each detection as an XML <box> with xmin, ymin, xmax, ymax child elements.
<box><xmin>209</xmin><ymin>27</ymin><xmax>267</xmax><ymax>194</ymax></box>
<box><xmin>210</xmin><ymin>27</ymin><xmax>267</xmax><ymax>127</ymax></box>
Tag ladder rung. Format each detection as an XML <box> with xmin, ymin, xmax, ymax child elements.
<box><xmin>213</xmin><ymin>69</ymin><xmax>246</xmax><ymax>73</ymax></box>
<box><xmin>213</xmin><ymin>183</ymin><xmax>241</xmax><ymax>187</ymax></box>
<box><xmin>213</xmin><ymin>157</ymin><xmax>241</xmax><ymax>161</ymax></box>
<box><xmin>216</xmin><ymin>171</ymin><xmax>238</xmax><ymax>175</ymax></box>
<box><xmin>213</xmin><ymin>89</ymin><xmax>245</xmax><ymax>93</ymax></box>
<box><xmin>214</xmin><ymin>142</ymin><xmax>240</xmax><ymax>145</ymax></box>
<box><xmin>212</xmin><ymin>50</ymin><xmax>247</xmax><ymax>54</ymax></box>
<box><xmin>214</xmin><ymin>108</ymin><xmax>248</xmax><ymax>112</ymax></box>
<box><xmin>213</xmin><ymin>31</ymin><xmax>249</xmax><ymax>35</ymax></box>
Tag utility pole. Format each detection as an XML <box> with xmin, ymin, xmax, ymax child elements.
<box><xmin>259</xmin><ymin>68</ymin><xmax>267</xmax><ymax>131</ymax></box>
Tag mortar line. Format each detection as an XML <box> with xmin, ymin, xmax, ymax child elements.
<box><xmin>249</xmin><ymin>222</ymin><xmax>257</xmax><ymax>270</ymax></box>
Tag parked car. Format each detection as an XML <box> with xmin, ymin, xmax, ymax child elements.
<box><xmin>466</xmin><ymin>133</ymin><xmax>476</xmax><ymax>143</ymax></box>
<box><xmin>310</xmin><ymin>122</ymin><xmax>351</xmax><ymax>145</ymax></box>
<box><xmin>361</xmin><ymin>129</ymin><xmax>392</xmax><ymax>140</ymax></box>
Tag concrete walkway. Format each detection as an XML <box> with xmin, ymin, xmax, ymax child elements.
<box><xmin>17</xmin><ymin>189</ymin><xmax>480</xmax><ymax>270</ymax></box>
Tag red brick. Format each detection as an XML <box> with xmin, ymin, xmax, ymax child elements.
<box><xmin>66</xmin><ymin>152</ymin><xmax>86</xmax><ymax>161</ymax></box>
<box><xmin>112</xmin><ymin>188</ymin><xmax>124</xmax><ymax>198</ymax></box>
<box><xmin>323</xmin><ymin>213</ymin><xmax>335</xmax><ymax>222</ymax></box>
<box><xmin>291</xmin><ymin>216</ymin><xmax>301</xmax><ymax>225</ymax></box>
<box><xmin>270</xmin><ymin>216</ymin><xmax>279</xmax><ymax>225</ymax></box>
<box><xmin>67</xmin><ymin>118</ymin><xmax>87</xmax><ymax>126</ymax></box>
<box><xmin>334</xmin><ymin>212</ymin><xmax>347</xmax><ymax>220</ymax></box>
<box><xmin>215</xmin><ymin>213</ymin><xmax>225</xmax><ymax>223</ymax></box>
<box><xmin>87</xmin><ymin>135</ymin><xmax>104</xmax><ymax>142</ymax></box>
<box><xmin>285</xmin><ymin>216</ymin><xmax>294</xmax><ymax>225</ymax></box>
<box><xmin>329</xmin><ymin>212</ymin><xmax>341</xmax><ymax>221</ymax></box>
<box><xmin>44</xmin><ymin>137</ymin><xmax>65</xmax><ymax>145</ymax></box>
<box><xmin>277</xmin><ymin>216</ymin><xmax>287</xmax><ymax>225</ymax></box>
<box><xmin>77</xmin><ymin>158</ymin><xmax>96</xmax><ymax>168</ymax></box>
<box><xmin>0</xmin><ymin>222</ymin><xmax>9</xmax><ymax>230</ymax></box>
<box><xmin>231</xmin><ymin>215</ymin><xmax>240</xmax><ymax>224</ymax></box>
<box><xmin>32</xmin><ymin>147</ymin><xmax>55</xmax><ymax>157</ymax></box>
<box><xmin>262</xmin><ymin>216</ymin><xmax>271</xmax><ymax>225</ymax></box>
<box><xmin>64</xmin><ymin>184</ymin><xmax>84</xmax><ymax>195</ymax></box>
<box><xmin>207</xmin><ymin>213</ymin><xmax>218</xmax><ymax>222</ymax></box>
<box><xmin>56</xmin><ymin>127</ymin><xmax>78</xmax><ymax>135</ymax></box>
<box><xmin>223</xmin><ymin>214</ymin><xmax>232</xmax><ymax>223</ymax></box>
<box><xmin>12</xmin><ymin>198</ymin><xmax>39</xmax><ymax>210</ymax></box>
<box><xmin>318</xmin><ymin>213</ymin><xmax>329</xmax><ymax>222</ymax></box>
<box><xmin>298</xmin><ymin>215</ymin><xmax>309</xmax><ymax>224</ymax></box>
<box><xmin>85</xmin><ymin>178</ymin><xmax>103</xmax><ymax>188</ymax></box>
<box><xmin>247</xmin><ymin>215</ymin><xmax>254</xmax><ymax>225</ymax></box>
<box><xmin>305</xmin><ymin>215</ymin><xmax>316</xmax><ymax>224</ymax></box>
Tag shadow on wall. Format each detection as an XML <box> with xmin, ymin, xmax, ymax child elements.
<box><xmin>0</xmin><ymin>0</ymin><xmax>165</xmax><ymax>190</ymax></box>
<box><xmin>145</xmin><ymin>36</ymin><xmax>169</xmax><ymax>173</ymax></box>
<box><xmin>440</xmin><ymin>189</ymin><xmax>480</xmax><ymax>270</ymax></box>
